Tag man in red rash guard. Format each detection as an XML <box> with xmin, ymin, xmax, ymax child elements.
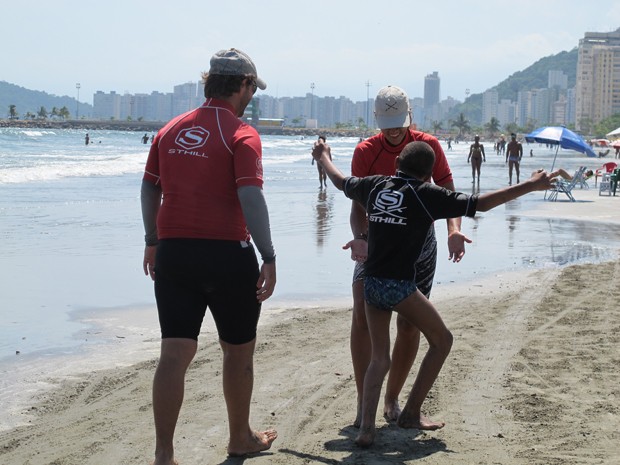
<box><xmin>141</xmin><ymin>48</ymin><xmax>277</xmax><ymax>464</ymax></box>
<box><xmin>346</xmin><ymin>85</ymin><xmax>471</xmax><ymax>427</ymax></box>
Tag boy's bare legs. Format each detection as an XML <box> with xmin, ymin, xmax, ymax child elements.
<box><xmin>383</xmin><ymin>315</ymin><xmax>420</xmax><ymax>421</ymax></box>
<box><xmin>395</xmin><ymin>291</ymin><xmax>453</xmax><ymax>430</ymax></box>
<box><xmin>152</xmin><ymin>338</ymin><xmax>197</xmax><ymax>465</ymax></box>
<box><xmin>355</xmin><ymin>304</ymin><xmax>393</xmax><ymax>447</ymax></box>
<box><xmin>351</xmin><ymin>280</ymin><xmax>420</xmax><ymax>426</ymax></box>
<box><xmin>221</xmin><ymin>339</ymin><xmax>278</xmax><ymax>457</ymax></box>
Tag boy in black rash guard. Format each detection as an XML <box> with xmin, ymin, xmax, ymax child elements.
<box><xmin>312</xmin><ymin>140</ymin><xmax>557</xmax><ymax>447</ymax></box>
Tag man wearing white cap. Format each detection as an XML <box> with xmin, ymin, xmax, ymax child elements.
<box><xmin>141</xmin><ymin>48</ymin><xmax>277</xmax><ymax>464</ymax></box>
<box><xmin>346</xmin><ymin>85</ymin><xmax>470</xmax><ymax>428</ymax></box>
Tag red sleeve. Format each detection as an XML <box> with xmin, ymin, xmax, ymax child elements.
<box><xmin>143</xmin><ymin>137</ymin><xmax>161</xmax><ymax>185</ymax></box>
<box><xmin>428</xmin><ymin>137</ymin><xmax>453</xmax><ymax>187</ymax></box>
<box><xmin>232</xmin><ymin>125</ymin><xmax>264</xmax><ymax>188</ymax></box>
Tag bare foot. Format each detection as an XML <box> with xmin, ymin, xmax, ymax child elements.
<box><xmin>383</xmin><ymin>398</ymin><xmax>401</xmax><ymax>422</ymax></box>
<box><xmin>227</xmin><ymin>429</ymin><xmax>278</xmax><ymax>457</ymax></box>
<box><xmin>354</xmin><ymin>425</ymin><xmax>375</xmax><ymax>448</ymax></box>
<box><xmin>151</xmin><ymin>460</ymin><xmax>178</xmax><ymax>465</ymax></box>
<box><xmin>397</xmin><ymin>412</ymin><xmax>445</xmax><ymax>430</ymax></box>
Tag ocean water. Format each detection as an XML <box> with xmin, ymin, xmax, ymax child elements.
<box><xmin>0</xmin><ymin>127</ymin><xmax>619</xmax><ymax>366</ymax></box>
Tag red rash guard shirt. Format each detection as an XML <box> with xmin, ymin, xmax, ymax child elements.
<box><xmin>143</xmin><ymin>98</ymin><xmax>263</xmax><ymax>241</ymax></box>
<box><xmin>352</xmin><ymin>129</ymin><xmax>453</xmax><ymax>185</ymax></box>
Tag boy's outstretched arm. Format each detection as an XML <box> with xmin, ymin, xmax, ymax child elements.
<box><xmin>311</xmin><ymin>141</ymin><xmax>346</xmax><ymax>190</ymax></box>
<box><xmin>477</xmin><ymin>169</ymin><xmax>557</xmax><ymax>211</ymax></box>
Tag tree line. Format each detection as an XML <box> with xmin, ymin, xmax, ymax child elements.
<box><xmin>6</xmin><ymin>104</ymin><xmax>71</xmax><ymax>120</ymax></box>
<box><xmin>430</xmin><ymin>112</ymin><xmax>620</xmax><ymax>140</ymax></box>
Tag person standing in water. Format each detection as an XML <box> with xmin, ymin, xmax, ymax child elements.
<box><xmin>312</xmin><ymin>135</ymin><xmax>332</xmax><ymax>189</ymax></box>
<box><xmin>467</xmin><ymin>135</ymin><xmax>486</xmax><ymax>183</ymax></box>
<box><xmin>505</xmin><ymin>133</ymin><xmax>523</xmax><ymax>185</ymax></box>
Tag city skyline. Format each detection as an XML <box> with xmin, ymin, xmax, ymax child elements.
<box><xmin>3</xmin><ymin>1</ymin><xmax>619</xmax><ymax>106</ymax></box>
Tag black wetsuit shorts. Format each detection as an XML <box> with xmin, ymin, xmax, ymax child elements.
<box><xmin>154</xmin><ymin>238</ymin><xmax>261</xmax><ymax>344</ymax></box>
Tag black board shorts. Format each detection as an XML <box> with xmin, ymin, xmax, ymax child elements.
<box><xmin>154</xmin><ymin>238</ymin><xmax>261</xmax><ymax>344</ymax></box>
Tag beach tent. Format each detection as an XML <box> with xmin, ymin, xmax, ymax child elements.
<box><xmin>606</xmin><ymin>127</ymin><xmax>620</xmax><ymax>139</ymax></box>
<box><xmin>525</xmin><ymin>126</ymin><xmax>596</xmax><ymax>171</ymax></box>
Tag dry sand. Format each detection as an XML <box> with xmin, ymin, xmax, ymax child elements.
<box><xmin>1</xmin><ymin>187</ymin><xmax>620</xmax><ymax>464</ymax></box>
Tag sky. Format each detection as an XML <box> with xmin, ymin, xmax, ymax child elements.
<box><xmin>3</xmin><ymin>0</ymin><xmax>620</xmax><ymax>105</ymax></box>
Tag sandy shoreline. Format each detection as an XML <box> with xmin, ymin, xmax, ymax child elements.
<box><xmin>1</xmin><ymin>262</ymin><xmax>619</xmax><ymax>464</ymax></box>
<box><xmin>1</xmin><ymin>186</ymin><xmax>620</xmax><ymax>464</ymax></box>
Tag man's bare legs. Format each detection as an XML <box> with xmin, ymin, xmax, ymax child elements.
<box><xmin>508</xmin><ymin>161</ymin><xmax>520</xmax><ymax>185</ymax></box>
<box><xmin>396</xmin><ymin>292</ymin><xmax>453</xmax><ymax>431</ymax></box>
<box><xmin>317</xmin><ymin>166</ymin><xmax>326</xmax><ymax>189</ymax></box>
<box><xmin>351</xmin><ymin>281</ymin><xmax>420</xmax><ymax>426</ymax></box>
<box><xmin>221</xmin><ymin>339</ymin><xmax>278</xmax><ymax>457</ymax></box>
<box><xmin>151</xmin><ymin>337</ymin><xmax>276</xmax><ymax>465</ymax></box>
<box><xmin>515</xmin><ymin>162</ymin><xmax>520</xmax><ymax>184</ymax></box>
<box><xmin>351</xmin><ymin>280</ymin><xmax>372</xmax><ymax>427</ymax></box>
<box><xmin>355</xmin><ymin>304</ymin><xmax>392</xmax><ymax>447</ymax></box>
<box><xmin>152</xmin><ymin>338</ymin><xmax>197</xmax><ymax>465</ymax></box>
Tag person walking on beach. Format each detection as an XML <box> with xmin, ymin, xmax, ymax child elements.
<box><xmin>506</xmin><ymin>133</ymin><xmax>523</xmax><ymax>185</ymax></box>
<box><xmin>467</xmin><ymin>135</ymin><xmax>486</xmax><ymax>183</ymax></box>
<box><xmin>346</xmin><ymin>85</ymin><xmax>469</xmax><ymax>427</ymax></box>
<box><xmin>141</xmin><ymin>48</ymin><xmax>277</xmax><ymax>465</ymax></box>
<box><xmin>312</xmin><ymin>135</ymin><xmax>332</xmax><ymax>189</ymax></box>
<box><xmin>85</xmin><ymin>133</ymin><xmax>90</xmax><ymax>145</ymax></box>
<box><xmin>312</xmin><ymin>139</ymin><xmax>556</xmax><ymax>447</ymax></box>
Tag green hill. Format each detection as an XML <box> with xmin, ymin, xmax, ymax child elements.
<box><xmin>0</xmin><ymin>81</ymin><xmax>92</xmax><ymax>119</ymax></box>
<box><xmin>448</xmin><ymin>47</ymin><xmax>578</xmax><ymax>126</ymax></box>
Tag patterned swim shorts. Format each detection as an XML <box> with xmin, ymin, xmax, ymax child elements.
<box><xmin>353</xmin><ymin>227</ymin><xmax>436</xmax><ymax>298</ymax></box>
<box><xmin>364</xmin><ymin>276</ymin><xmax>417</xmax><ymax>311</ymax></box>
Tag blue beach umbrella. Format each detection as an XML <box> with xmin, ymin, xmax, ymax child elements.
<box><xmin>525</xmin><ymin>126</ymin><xmax>597</xmax><ymax>171</ymax></box>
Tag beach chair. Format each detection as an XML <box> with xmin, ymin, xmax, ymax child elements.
<box><xmin>573</xmin><ymin>166</ymin><xmax>590</xmax><ymax>189</ymax></box>
<box><xmin>594</xmin><ymin>162</ymin><xmax>617</xmax><ymax>186</ymax></box>
<box><xmin>548</xmin><ymin>166</ymin><xmax>586</xmax><ymax>201</ymax></box>
<box><xmin>599</xmin><ymin>172</ymin><xmax>612</xmax><ymax>196</ymax></box>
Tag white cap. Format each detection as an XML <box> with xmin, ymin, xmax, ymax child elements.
<box><xmin>374</xmin><ymin>85</ymin><xmax>411</xmax><ymax>129</ymax></box>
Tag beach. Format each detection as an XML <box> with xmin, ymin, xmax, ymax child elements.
<box><xmin>1</xmin><ymin>187</ymin><xmax>620</xmax><ymax>464</ymax></box>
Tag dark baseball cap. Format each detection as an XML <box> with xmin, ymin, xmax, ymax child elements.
<box><xmin>209</xmin><ymin>48</ymin><xmax>266</xmax><ymax>90</ymax></box>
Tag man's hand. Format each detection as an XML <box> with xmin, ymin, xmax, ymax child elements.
<box><xmin>532</xmin><ymin>169</ymin><xmax>557</xmax><ymax>190</ymax></box>
<box><xmin>312</xmin><ymin>141</ymin><xmax>328</xmax><ymax>163</ymax></box>
<box><xmin>447</xmin><ymin>231</ymin><xmax>472</xmax><ymax>263</ymax></box>
<box><xmin>256</xmin><ymin>262</ymin><xmax>276</xmax><ymax>302</ymax></box>
<box><xmin>343</xmin><ymin>238</ymin><xmax>368</xmax><ymax>262</ymax></box>
<box><xmin>143</xmin><ymin>245</ymin><xmax>157</xmax><ymax>280</ymax></box>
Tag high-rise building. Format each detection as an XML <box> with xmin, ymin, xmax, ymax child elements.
<box><xmin>497</xmin><ymin>99</ymin><xmax>516</xmax><ymax>128</ymax></box>
<box><xmin>172</xmin><ymin>82</ymin><xmax>203</xmax><ymax>116</ymax></box>
<box><xmin>575</xmin><ymin>28</ymin><xmax>620</xmax><ymax>131</ymax></box>
<box><xmin>548</xmin><ymin>70</ymin><xmax>568</xmax><ymax>90</ymax></box>
<box><xmin>424</xmin><ymin>72</ymin><xmax>440</xmax><ymax>110</ymax></box>
<box><xmin>482</xmin><ymin>89</ymin><xmax>498</xmax><ymax>124</ymax></box>
<box><xmin>93</xmin><ymin>91</ymin><xmax>121</xmax><ymax>120</ymax></box>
